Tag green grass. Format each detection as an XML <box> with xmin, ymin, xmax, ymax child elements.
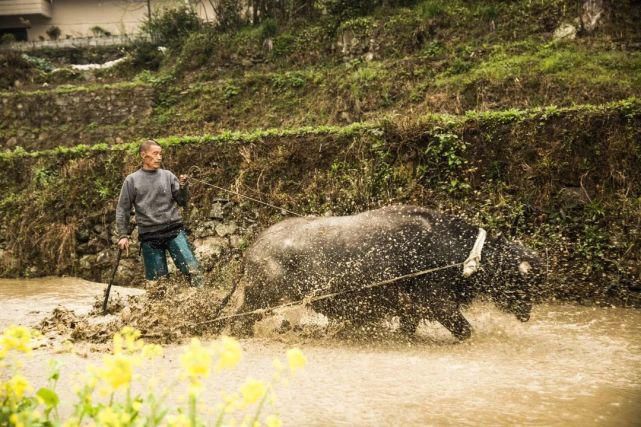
<box><xmin>436</xmin><ymin>42</ymin><xmax>641</xmax><ymax>89</ymax></box>
<box><xmin>2</xmin><ymin>98</ymin><xmax>639</xmax><ymax>161</ymax></box>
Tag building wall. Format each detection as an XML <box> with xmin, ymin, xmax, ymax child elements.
<box><xmin>0</xmin><ymin>0</ymin><xmax>52</xmax><ymax>17</ymax></box>
<box><xmin>0</xmin><ymin>0</ymin><xmax>215</xmax><ymax>41</ymax></box>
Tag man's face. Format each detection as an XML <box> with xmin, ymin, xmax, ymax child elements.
<box><xmin>142</xmin><ymin>145</ymin><xmax>162</xmax><ymax>169</ymax></box>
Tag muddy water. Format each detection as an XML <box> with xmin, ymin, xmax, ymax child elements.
<box><xmin>2</xmin><ymin>278</ymin><xmax>641</xmax><ymax>426</ymax></box>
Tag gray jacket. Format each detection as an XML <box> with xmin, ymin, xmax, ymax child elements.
<box><xmin>115</xmin><ymin>168</ymin><xmax>188</xmax><ymax>237</ymax></box>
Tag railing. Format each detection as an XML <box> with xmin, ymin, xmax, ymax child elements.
<box><xmin>0</xmin><ymin>34</ymin><xmax>149</xmax><ymax>51</ymax></box>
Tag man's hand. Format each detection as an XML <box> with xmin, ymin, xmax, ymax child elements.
<box><xmin>118</xmin><ymin>237</ymin><xmax>130</xmax><ymax>256</ymax></box>
<box><xmin>179</xmin><ymin>174</ymin><xmax>189</xmax><ymax>186</ymax></box>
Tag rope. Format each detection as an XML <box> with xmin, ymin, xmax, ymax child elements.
<box><xmin>189</xmin><ymin>261</ymin><xmax>463</xmax><ymax>327</ymax></box>
<box><xmin>186</xmin><ymin>167</ymin><xmax>305</xmax><ymax>217</ymax></box>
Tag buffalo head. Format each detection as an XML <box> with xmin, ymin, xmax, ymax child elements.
<box><xmin>483</xmin><ymin>240</ymin><xmax>543</xmax><ymax>322</ymax></box>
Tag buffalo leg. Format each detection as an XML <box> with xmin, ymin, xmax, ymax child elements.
<box><xmin>397</xmin><ymin>288</ymin><xmax>422</xmax><ymax>336</ymax></box>
<box><xmin>433</xmin><ymin>309</ymin><xmax>472</xmax><ymax>340</ymax></box>
<box><xmin>226</xmin><ymin>284</ymin><xmax>261</xmax><ymax>337</ymax></box>
<box><xmin>398</xmin><ymin>314</ymin><xmax>421</xmax><ymax>335</ymax></box>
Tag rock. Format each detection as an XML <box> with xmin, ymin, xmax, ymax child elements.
<box><xmin>79</xmin><ymin>254</ymin><xmax>96</xmax><ymax>270</ymax></box>
<box><xmin>115</xmin><ymin>258</ymin><xmax>141</xmax><ymax>286</ymax></box>
<box><xmin>558</xmin><ymin>187</ymin><xmax>590</xmax><ymax>209</ymax></box>
<box><xmin>76</xmin><ymin>228</ymin><xmax>91</xmax><ymax>243</ymax></box>
<box><xmin>209</xmin><ymin>202</ymin><xmax>225</xmax><ymax>220</ymax></box>
<box><xmin>0</xmin><ymin>249</ymin><xmax>19</xmax><ymax>271</ymax></box>
<box><xmin>194</xmin><ymin>236</ymin><xmax>228</xmax><ymax>259</ymax></box>
<box><xmin>215</xmin><ymin>222</ymin><xmax>238</xmax><ymax>237</ymax></box>
<box><xmin>580</xmin><ymin>0</ymin><xmax>604</xmax><ymax>33</ymax></box>
<box><xmin>76</xmin><ymin>243</ymin><xmax>91</xmax><ymax>255</ymax></box>
<box><xmin>86</xmin><ymin>238</ymin><xmax>104</xmax><ymax>254</ymax></box>
<box><xmin>5</xmin><ymin>137</ymin><xmax>18</xmax><ymax>148</ymax></box>
<box><xmin>96</xmin><ymin>249</ymin><xmax>112</xmax><ymax>265</ymax></box>
<box><xmin>229</xmin><ymin>235</ymin><xmax>245</xmax><ymax>249</ymax></box>
<box><xmin>121</xmin><ymin>306</ymin><xmax>132</xmax><ymax>322</ymax></box>
<box><xmin>553</xmin><ymin>23</ymin><xmax>577</xmax><ymax>40</ymax></box>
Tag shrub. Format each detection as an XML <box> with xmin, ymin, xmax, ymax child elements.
<box><xmin>212</xmin><ymin>0</ymin><xmax>245</xmax><ymax>31</ymax></box>
<box><xmin>90</xmin><ymin>25</ymin><xmax>112</xmax><ymax>37</ymax></box>
<box><xmin>0</xmin><ymin>51</ymin><xmax>35</xmax><ymax>89</ymax></box>
<box><xmin>20</xmin><ymin>53</ymin><xmax>54</xmax><ymax>72</ymax></box>
<box><xmin>46</xmin><ymin>26</ymin><xmax>61</xmax><ymax>41</ymax></box>
<box><xmin>260</xmin><ymin>17</ymin><xmax>279</xmax><ymax>39</ymax></box>
<box><xmin>130</xmin><ymin>39</ymin><xmax>164</xmax><ymax>70</ymax></box>
<box><xmin>322</xmin><ymin>0</ymin><xmax>418</xmax><ymax>20</ymax></box>
<box><xmin>1</xmin><ymin>33</ymin><xmax>16</xmax><ymax>45</ymax></box>
<box><xmin>144</xmin><ymin>6</ymin><xmax>201</xmax><ymax>48</ymax></box>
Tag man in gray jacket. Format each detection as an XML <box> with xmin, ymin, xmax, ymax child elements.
<box><xmin>116</xmin><ymin>139</ymin><xmax>202</xmax><ymax>287</ymax></box>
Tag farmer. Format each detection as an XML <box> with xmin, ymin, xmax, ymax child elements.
<box><xmin>115</xmin><ymin>139</ymin><xmax>203</xmax><ymax>287</ymax></box>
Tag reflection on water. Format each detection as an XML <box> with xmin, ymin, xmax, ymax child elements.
<box><xmin>1</xmin><ymin>278</ymin><xmax>640</xmax><ymax>425</ymax></box>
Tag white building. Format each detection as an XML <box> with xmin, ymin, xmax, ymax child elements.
<box><xmin>0</xmin><ymin>0</ymin><xmax>214</xmax><ymax>42</ymax></box>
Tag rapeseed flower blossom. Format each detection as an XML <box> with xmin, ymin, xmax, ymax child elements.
<box><xmin>0</xmin><ymin>326</ymin><xmax>33</xmax><ymax>354</ymax></box>
<box><xmin>99</xmin><ymin>353</ymin><xmax>135</xmax><ymax>391</ymax></box>
<box><xmin>9</xmin><ymin>413</ymin><xmax>25</xmax><ymax>427</ymax></box>
<box><xmin>113</xmin><ymin>326</ymin><xmax>143</xmax><ymax>355</ymax></box>
<box><xmin>266</xmin><ymin>414</ymin><xmax>283</xmax><ymax>427</ymax></box>
<box><xmin>240</xmin><ymin>378</ymin><xmax>267</xmax><ymax>405</ymax></box>
<box><xmin>214</xmin><ymin>335</ymin><xmax>242</xmax><ymax>371</ymax></box>
<box><xmin>166</xmin><ymin>413</ymin><xmax>191</xmax><ymax>427</ymax></box>
<box><xmin>4</xmin><ymin>374</ymin><xmax>32</xmax><ymax>399</ymax></box>
<box><xmin>61</xmin><ymin>417</ymin><xmax>80</xmax><ymax>427</ymax></box>
<box><xmin>96</xmin><ymin>406</ymin><xmax>132</xmax><ymax>427</ymax></box>
<box><xmin>286</xmin><ymin>348</ymin><xmax>307</xmax><ymax>373</ymax></box>
<box><xmin>180</xmin><ymin>338</ymin><xmax>213</xmax><ymax>378</ymax></box>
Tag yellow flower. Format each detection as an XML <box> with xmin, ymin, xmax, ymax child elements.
<box><xmin>9</xmin><ymin>413</ymin><xmax>24</xmax><ymax>427</ymax></box>
<box><xmin>215</xmin><ymin>336</ymin><xmax>242</xmax><ymax>371</ymax></box>
<box><xmin>286</xmin><ymin>348</ymin><xmax>307</xmax><ymax>373</ymax></box>
<box><xmin>6</xmin><ymin>374</ymin><xmax>32</xmax><ymax>399</ymax></box>
<box><xmin>96</xmin><ymin>406</ymin><xmax>131</xmax><ymax>427</ymax></box>
<box><xmin>100</xmin><ymin>353</ymin><xmax>134</xmax><ymax>391</ymax></box>
<box><xmin>266</xmin><ymin>415</ymin><xmax>283</xmax><ymax>427</ymax></box>
<box><xmin>180</xmin><ymin>338</ymin><xmax>213</xmax><ymax>384</ymax></box>
<box><xmin>1</xmin><ymin>326</ymin><xmax>33</xmax><ymax>353</ymax></box>
<box><xmin>112</xmin><ymin>327</ymin><xmax>143</xmax><ymax>355</ymax></box>
<box><xmin>166</xmin><ymin>413</ymin><xmax>190</xmax><ymax>427</ymax></box>
<box><xmin>240</xmin><ymin>378</ymin><xmax>267</xmax><ymax>405</ymax></box>
<box><xmin>141</xmin><ymin>343</ymin><xmax>163</xmax><ymax>359</ymax></box>
<box><xmin>62</xmin><ymin>418</ymin><xmax>80</xmax><ymax>427</ymax></box>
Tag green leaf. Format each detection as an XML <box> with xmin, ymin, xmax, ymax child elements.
<box><xmin>36</xmin><ymin>387</ymin><xmax>59</xmax><ymax>408</ymax></box>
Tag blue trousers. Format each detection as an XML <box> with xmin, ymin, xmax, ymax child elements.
<box><xmin>141</xmin><ymin>230</ymin><xmax>202</xmax><ymax>286</ymax></box>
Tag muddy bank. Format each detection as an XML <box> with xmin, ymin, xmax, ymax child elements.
<box><xmin>37</xmin><ymin>276</ymin><xmax>234</xmax><ymax>344</ymax></box>
<box><xmin>2</xmin><ymin>100</ymin><xmax>641</xmax><ymax>306</ymax></box>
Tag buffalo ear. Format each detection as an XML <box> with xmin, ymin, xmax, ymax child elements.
<box><xmin>518</xmin><ymin>261</ymin><xmax>532</xmax><ymax>275</ymax></box>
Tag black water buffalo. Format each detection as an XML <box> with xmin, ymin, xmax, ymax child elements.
<box><xmin>228</xmin><ymin>205</ymin><xmax>542</xmax><ymax>340</ymax></box>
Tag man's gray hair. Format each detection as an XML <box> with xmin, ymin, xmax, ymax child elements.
<box><xmin>140</xmin><ymin>139</ymin><xmax>161</xmax><ymax>155</ymax></box>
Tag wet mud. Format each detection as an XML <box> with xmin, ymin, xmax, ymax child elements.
<box><xmin>2</xmin><ymin>277</ymin><xmax>641</xmax><ymax>425</ymax></box>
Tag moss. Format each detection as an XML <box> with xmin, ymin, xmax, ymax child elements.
<box><xmin>436</xmin><ymin>42</ymin><xmax>641</xmax><ymax>90</ymax></box>
<box><xmin>0</xmin><ymin>81</ymin><xmax>148</xmax><ymax>97</ymax></box>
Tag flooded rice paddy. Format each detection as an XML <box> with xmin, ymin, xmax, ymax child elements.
<box><xmin>1</xmin><ymin>277</ymin><xmax>640</xmax><ymax>426</ymax></box>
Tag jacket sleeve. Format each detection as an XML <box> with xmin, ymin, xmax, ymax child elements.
<box><xmin>170</xmin><ymin>172</ymin><xmax>189</xmax><ymax>207</ymax></box>
<box><xmin>115</xmin><ymin>177</ymin><xmax>134</xmax><ymax>237</ymax></box>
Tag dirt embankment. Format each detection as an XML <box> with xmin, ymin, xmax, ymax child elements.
<box><xmin>2</xmin><ymin>99</ymin><xmax>640</xmax><ymax>308</ymax></box>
